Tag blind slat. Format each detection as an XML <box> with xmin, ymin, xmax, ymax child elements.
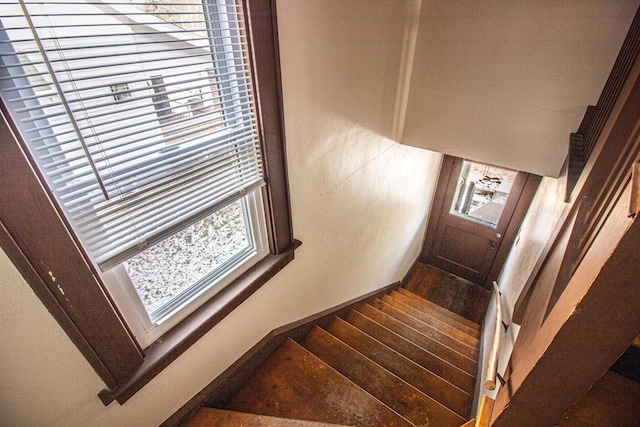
<box><xmin>0</xmin><ymin>0</ymin><xmax>263</xmax><ymax>268</ymax></box>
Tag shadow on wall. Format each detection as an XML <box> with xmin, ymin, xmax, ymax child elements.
<box><xmin>277</xmin><ymin>0</ymin><xmax>421</xmax><ymax>143</ymax></box>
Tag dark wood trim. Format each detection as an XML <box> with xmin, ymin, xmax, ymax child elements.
<box><xmin>506</xmin><ymin>207</ymin><xmax>579</xmax><ymax>375</ymax></box>
<box><xmin>483</xmin><ymin>174</ymin><xmax>542</xmax><ymax>288</ymax></box>
<box><xmin>244</xmin><ymin>0</ymin><xmax>294</xmax><ymax>255</ymax></box>
<box><xmin>0</xmin><ymin>108</ymin><xmax>144</xmax><ymax>389</ymax></box>
<box><xmin>583</xmin><ymin>6</ymin><xmax>640</xmax><ymax>160</ymax></box>
<box><xmin>420</xmin><ymin>155</ymin><xmax>455</xmax><ymax>263</ymax></box>
<box><xmin>493</xmin><ymin>194</ymin><xmax>640</xmax><ymax>426</ymax></box>
<box><xmin>0</xmin><ymin>221</ymin><xmax>125</xmax><ymax>385</ymax></box>
<box><xmin>0</xmin><ymin>0</ymin><xmax>297</xmax><ymax>406</ymax></box>
<box><xmin>542</xmin><ymin>199</ymin><xmax>590</xmax><ymax>321</ymax></box>
<box><xmin>160</xmin><ymin>281</ymin><xmax>402</xmax><ymax>427</ymax></box>
<box><xmin>99</xmin><ymin>240</ymin><xmax>301</xmax><ymax>405</ymax></box>
<box><xmin>511</xmin><ymin>201</ymin><xmax>576</xmax><ymax>324</ymax></box>
<box><xmin>566</xmin><ymin>132</ymin><xmax>586</xmax><ymax>202</ymax></box>
<box><xmin>401</xmin><ymin>255</ymin><xmax>422</xmax><ymax>287</ymax></box>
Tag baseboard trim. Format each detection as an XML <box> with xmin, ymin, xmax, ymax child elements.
<box><xmin>160</xmin><ymin>281</ymin><xmax>401</xmax><ymax>427</ymax></box>
<box><xmin>402</xmin><ymin>255</ymin><xmax>422</xmax><ymax>287</ymax></box>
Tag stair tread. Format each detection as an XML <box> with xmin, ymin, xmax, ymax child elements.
<box><xmin>302</xmin><ymin>326</ymin><xmax>465</xmax><ymax>427</ymax></box>
<box><xmin>357</xmin><ymin>303</ymin><xmax>477</xmax><ymax>375</ymax></box>
<box><xmin>397</xmin><ymin>287</ymin><xmax>481</xmax><ymax>331</ymax></box>
<box><xmin>344</xmin><ymin>309</ymin><xmax>475</xmax><ymax>393</ymax></box>
<box><xmin>383</xmin><ymin>294</ymin><xmax>480</xmax><ymax>346</ymax></box>
<box><xmin>185</xmin><ymin>408</ymin><xmax>350</xmax><ymax>427</ymax></box>
<box><xmin>371</xmin><ymin>298</ymin><xmax>479</xmax><ymax>359</ymax></box>
<box><xmin>225</xmin><ymin>339</ymin><xmax>413</xmax><ymax>427</ymax></box>
<box><xmin>391</xmin><ymin>290</ymin><xmax>481</xmax><ymax>338</ymax></box>
<box><xmin>325</xmin><ymin>317</ymin><xmax>471</xmax><ymax>417</ymax></box>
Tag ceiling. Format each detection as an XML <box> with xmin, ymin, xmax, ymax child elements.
<box><xmin>402</xmin><ymin>0</ymin><xmax>639</xmax><ymax>177</ymax></box>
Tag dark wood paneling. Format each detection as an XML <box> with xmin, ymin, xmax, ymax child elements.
<box><xmin>583</xmin><ymin>7</ymin><xmax>640</xmax><ymax>160</ymax></box>
<box><xmin>558</xmin><ymin>371</ymin><xmax>640</xmax><ymax>426</ymax></box>
<box><xmin>494</xmin><ymin>200</ymin><xmax>640</xmax><ymax>426</ymax></box>
<box><xmin>511</xmin><ymin>201</ymin><xmax>577</xmax><ymax>324</ymax></box>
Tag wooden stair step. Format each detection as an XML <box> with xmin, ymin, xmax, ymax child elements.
<box><xmin>344</xmin><ymin>309</ymin><xmax>475</xmax><ymax>393</ymax></box>
<box><xmin>185</xmin><ymin>408</ymin><xmax>350</xmax><ymax>426</ymax></box>
<box><xmin>357</xmin><ymin>303</ymin><xmax>477</xmax><ymax>375</ymax></box>
<box><xmin>325</xmin><ymin>317</ymin><xmax>472</xmax><ymax>417</ymax></box>
<box><xmin>397</xmin><ymin>287</ymin><xmax>481</xmax><ymax>331</ymax></box>
<box><xmin>225</xmin><ymin>339</ymin><xmax>412</xmax><ymax>427</ymax></box>
<box><xmin>390</xmin><ymin>290</ymin><xmax>481</xmax><ymax>338</ymax></box>
<box><xmin>371</xmin><ymin>298</ymin><xmax>479</xmax><ymax>359</ymax></box>
<box><xmin>302</xmin><ymin>326</ymin><xmax>465</xmax><ymax>427</ymax></box>
<box><xmin>382</xmin><ymin>294</ymin><xmax>480</xmax><ymax>347</ymax></box>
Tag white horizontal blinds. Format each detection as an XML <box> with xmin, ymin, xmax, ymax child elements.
<box><xmin>0</xmin><ymin>0</ymin><xmax>264</xmax><ymax>269</ymax></box>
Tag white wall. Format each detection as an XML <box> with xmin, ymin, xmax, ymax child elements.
<box><xmin>477</xmin><ymin>176</ymin><xmax>566</xmax><ymax>404</ymax></box>
<box><xmin>402</xmin><ymin>0</ymin><xmax>638</xmax><ymax>177</ymax></box>
<box><xmin>0</xmin><ymin>1</ymin><xmax>442</xmax><ymax>425</ymax></box>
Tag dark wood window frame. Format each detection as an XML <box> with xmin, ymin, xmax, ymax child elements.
<box><xmin>0</xmin><ymin>0</ymin><xmax>297</xmax><ymax>406</ymax></box>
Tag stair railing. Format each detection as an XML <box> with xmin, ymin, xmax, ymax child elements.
<box><xmin>485</xmin><ymin>281</ymin><xmax>502</xmax><ymax>390</ymax></box>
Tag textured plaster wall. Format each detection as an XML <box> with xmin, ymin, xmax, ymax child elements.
<box><xmin>402</xmin><ymin>0</ymin><xmax>637</xmax><ymax>177</ymax></box>
<box><xmin>0</xmin><ymin>1</ymin><xmax>442</xmax><ymax>425</ymax></box>
<box><xmin>477</xmin><ymin>176</ymin><xmax>566</xmax><ymax>404</ymax></box>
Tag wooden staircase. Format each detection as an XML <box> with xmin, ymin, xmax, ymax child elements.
<box><xmin>184</xmin><ymin>273</ymin><xmax>484</xmax><ymax>427</ymax></box>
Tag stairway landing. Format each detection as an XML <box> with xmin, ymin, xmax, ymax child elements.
<box><xmin>405</xmin><ymin>263</ymin><xmax>491</xmax><ymax>324</ymax></box>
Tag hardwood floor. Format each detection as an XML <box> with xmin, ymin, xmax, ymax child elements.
<box><xmin>405</xmin><ymin>263</ymin><xmax>491</xmax><ymax>324</ymax></box>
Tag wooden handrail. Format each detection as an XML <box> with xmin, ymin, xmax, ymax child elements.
<box><xmin>485</xmin><ymin>281</ymin><xmax>502</xmax><ymax>390</ymax></box>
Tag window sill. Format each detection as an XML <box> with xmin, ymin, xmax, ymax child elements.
<box><xmin>98</xmin><ymin>239</ymin><xmax>301</xmax><ymax>406</ymax></box>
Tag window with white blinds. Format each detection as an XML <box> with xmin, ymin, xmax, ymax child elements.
<box><xmin>0</xmin><ymin>0</ymin><xmax>264</xmax><ymax>270</ymax></box>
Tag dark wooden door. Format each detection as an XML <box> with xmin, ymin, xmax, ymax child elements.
<box><xmin>423</xmin><ymin>156</ymin><xmax>540</xmax><ymax>287</ymax></box>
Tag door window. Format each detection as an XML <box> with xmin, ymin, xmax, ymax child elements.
<box><xmin>450</xmin><ymin>161</ymin><xmax>517</xmax><ymax>227</ymax></box>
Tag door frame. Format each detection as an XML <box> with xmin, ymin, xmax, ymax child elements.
<box><xmin>421</xmin><ymin>155</ymin><xmax>542</xmax><ymax>288</ymax></box>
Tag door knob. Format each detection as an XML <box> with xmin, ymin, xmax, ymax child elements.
<box><xmin>495</xmin><ymin>233</ymin><xmax>502</xmax><ymax>239</ymax></box>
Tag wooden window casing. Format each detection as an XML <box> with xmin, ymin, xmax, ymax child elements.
<box><xmin>0</xmin><ymin>0</ymin><xmax>296</xmax><ymax>405</ymax></box>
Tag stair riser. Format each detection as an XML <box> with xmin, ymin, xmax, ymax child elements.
<box><xmin>372</xmin><ymin>299</ymin><xmax>479</xmax><ymax>359</ymax></box>
<box><xmin>382</xmin><ymin>295</ymin><xmax>480</xmax><ymax>346</ymax></box>
<box><xmin>302</xmin><ymin>327</ymin><xmax>465</xmax><ymax>427</ymax></box>
<box><xmin>325</xmin><ymin>317</ymin><xmax>471</xmax><ymax>417</ymax></box>
<box><xmin>344</xmin><ymin>309</ymin><xmax>475</xmax><ymax>393</ymax></box>
<box><xmin>226</xmin><ymin>339</ymin><xmax>414</xmax><ymax>427</ymax></box>
<box><xmin>396</xmin><ymin>287</ymin><xmax>481</xmax><ymax>332</ymax></box>
<box><xmin>357</xmin><ymin>303</ymin><xmax>477</xmax><ymax>375</ymax></box>
<box><xmin>390</xmin><ymin>291</ymin><xmax>481</xmax><ymax>338</ymax></box>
